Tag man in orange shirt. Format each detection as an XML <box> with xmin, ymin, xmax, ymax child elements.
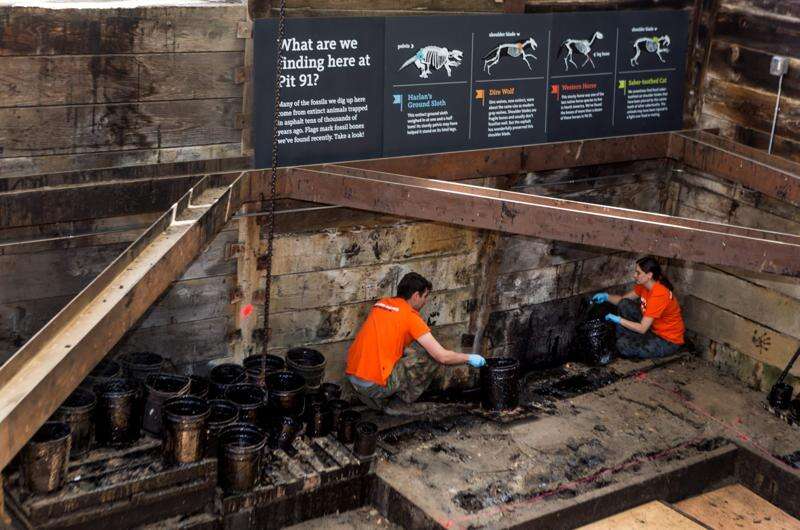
<box><xmin>346</xmin><ymin>272</ymin><xmax>486</xmax><ymax>415</ymax></box>
<box><xmin>591</xmin><ymin>256</ymin><xmax>685</xmax><ymax>359</ymax></box>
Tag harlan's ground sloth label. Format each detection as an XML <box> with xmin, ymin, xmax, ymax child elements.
<box><xmin>254</xmin><ymin>9</ymin><xmax>688</xmax><ymax>167</ymax></box>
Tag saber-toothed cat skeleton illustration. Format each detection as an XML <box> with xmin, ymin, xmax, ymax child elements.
<box><xmin>482</xmin><ymin>37</ymin><xmax>538</xmax><ymax>75</ymax></box>
<box><xmin>557</xmin><ymin>31</ymin><xmax>604</xmax><ymax>71</ymax></box>
<box><xmin>399</xmin><ymin>46</ymin><xmax>464</xmax><ymax>79</ymax></box>
<box><xmin>630</xmin><ymin>35</ymin><xmax>671</xmax><ymax>66</ymax></box>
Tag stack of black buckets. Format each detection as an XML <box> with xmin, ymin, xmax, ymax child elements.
<box><xmin>18</xmin><ymin>348</ymin><xmax>378</xmax><ymax>496</ymax></box>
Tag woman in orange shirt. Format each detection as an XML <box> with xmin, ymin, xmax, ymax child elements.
<box><xmin>592</xmin><ymin>256</ymin><xmax>685</xmax><ymax>359</ymax></box>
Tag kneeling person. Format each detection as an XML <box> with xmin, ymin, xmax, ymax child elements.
<box><xmin>346</xmin><ymin>272</ymin><xmax>486</xmax><ymax>415</ymax></box>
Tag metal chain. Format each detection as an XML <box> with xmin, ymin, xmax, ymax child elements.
<box><xmin>262</xmin><ymin>0</ymin><xmax>287</xmax><ymax>359</ymax></box>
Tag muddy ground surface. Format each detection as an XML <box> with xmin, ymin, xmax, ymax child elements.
<box><xmin>319</xmin><ymin>355</ymin><xmax>799</xmax><ymax>529</ymax></box>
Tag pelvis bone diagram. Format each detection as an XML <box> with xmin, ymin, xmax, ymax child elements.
<box><xmin>399</xmin><ymin>46</ymin><xmax>464</xmax><ymax>79</ymax></box>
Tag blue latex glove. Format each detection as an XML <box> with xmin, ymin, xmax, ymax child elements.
<box><xmin>592</xmin><ymin>292</ymin><xmax>609</xmax><ymax>304</ymax></box>
<box><xmin>467</xmin><ymin>354</ymin><xmax>487</xmax><ymax>368</ymax></box>
<box><xmin>605</xmin><ymin>313</ymin><xmax>621</xmax><ymax>324</ymax></box>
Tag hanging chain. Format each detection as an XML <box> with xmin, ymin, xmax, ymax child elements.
<box><xmin>262</xmin><ymin>0</ymin><xmax>287</xmax><ymax>359</ymax></box>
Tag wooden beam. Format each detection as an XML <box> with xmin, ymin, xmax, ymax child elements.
<box><xmin>669</xmin><ymin>131</ymin><xmax>800</xmax><ymax>208</ymax></box>
<box><xmin>0</xmin><ymin>171</ymin><xmax>246</xmax><ymax>471</ymax></box>
<box><xmin>284</xmin><ymin>165</ymin><xmax>800</xmax><ymax>277</ymax></box>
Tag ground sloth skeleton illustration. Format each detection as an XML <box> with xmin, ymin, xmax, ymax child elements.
<box><xmin>557</xmin><ymin>31</ymin><xmax>604</xmax><ymax>71</ymax></box>
<box><xmin>399</xmin><ymin>46</ymin><xmax>464</xmax><ymax>78</ymax></box>
<box><xmin>630</xmin><ymin>35</ymin><xmax>671</xmax><ymax>66</ymax></box>
<box><xmin>482</xmin><ymin>37</ymin><xmax>538</xmax><ymax>75</ymax></box>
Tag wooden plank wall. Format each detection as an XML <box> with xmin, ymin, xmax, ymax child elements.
<box><xmin>698</xmin><ymin>0</ymin><xmax>800</xmax><ymax>161</ymax></box>
<box><xmin>667</xmin><ymin>169</ymin><xmax>800</xmax><ymax>394</ymax></box>
<box><xmin>0</xmin><ymin>2</ymin><xmax>248</xmax><ymax>179</ymax></box>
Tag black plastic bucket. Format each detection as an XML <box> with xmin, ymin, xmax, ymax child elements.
<box><xmin>353</xmin><ymin>421</ymin><xmax>378</xmax><ymax>459</ymax></box>
<box><xmin>790</xmin><ymin>398</ymin><xmax>800</xmax><ymax>423</ymax></box>
<box><xmin>768</xmin><ymin>383</ymin><xmax>794</xmax><ymax>410</ymax></box>
<box><xmin>95</xmin><ymin>378</ymin><xmax>141</xmax><ymax>447</ymax></box>
<box><xmin>337</xmin><ymin>410</ymin><xmax>362</xmax><ymax>444</ymax></box>
<box><xmin>243</xmin><ymin>354</ymin><xmax>285</xmax><ymax>387</ymax></box>
<box><xmin>481</xmin><ymin>357</ymin><xmax>520</xmax><ymax>411</ymax></box>
<box><xmin>81</xmin><ymin>358</ymin><xmax>122</xmax><ymax>389</ymax></box>
<box><xmin>320</xmin><ymin>382</ymin><xmax>342</xmax><ymax>401</ymax></box>
<box><xmin>577</xmin><ymin>317</ymin><xmax>616</xmax><ymax>366</ymax></box>
<box><xmin>188</xmin><ymin>376</ymin><xmax>210</xmax><ymax>399</ymax></box>
<box><xmin>218</xmin><ymin>423</ymin><xmax>267</xmax><ymax>493</ymax></box>
<box><xmin>270</xmin><ymin>415</ymin><xmax>303</xmax><ymax>451</ymax></box>
<box><xmin>206</xmin><ymin>399</ymin><xmax>240</xmax><ymax>458</ymax></box>
<box><xmin>143</xmin><ymin>373</ymin><xmax>191</xmax><ymax>436</ymax></box>
<box><xmin>53</xmin><ymin>388</ymin><xmax>96</xmax><ymax>458</ymax></box>
<box><xmin>327</xmin><ymin>399</ymin><xmax>349</xmax><ymax>433</ymax></box>
<box><xmin>21</xmin><ymin>422</ymin><xmax>72</xmax><ymax>494</ymax></box>
<box><xmin>209</xmin><ymin>363</ymin><xmax>246</xmax><ymax>399</ymax></box>
<box><xmin>265</xmin><ymin>371</ymin><xmax>306</xmax><ymax>417</ymax></box>
<box><xmin>120</xmin><ymin>351</ymin><xmax>165</xmax><ymax>384</ymax></box>
<box><xmin>225</xmin><ymin>384</ymin><xmax>266</xmax><ymax>424</ymax></box>
<box><xmin>162</xmin><ymin>396</ymin><xmax>210</xmax><ymax>466</ymax></box>
<box><xmin>286</xmin><ymin>348</ymin><xmax>327</xmax><ymax>390</ymax></box>
<box><xmin>304</xmin><ymin>399</ymin><xmax>331</xmax><ymax>438</ymax></box>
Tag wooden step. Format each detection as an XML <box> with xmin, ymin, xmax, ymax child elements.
<box><xmin>578</xmin><ymin>500</ymin><xmax>707</xmax><ymax>529</ymax></box>
<box><xmin>676</xmin><ymin>484</ymin><xmax>800</xmax><ymax>530</ymax></box>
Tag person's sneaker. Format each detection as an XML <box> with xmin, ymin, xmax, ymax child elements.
<box><xmin>382</xmin><ymin>400</ymin><xmax>437</xmax><ymax>416</ymax></box>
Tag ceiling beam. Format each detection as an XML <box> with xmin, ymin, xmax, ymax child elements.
<box><xmin>285</xmin><ymin>165</ymin><xmax>800</xmax><ymax>277</ymax></box>
<box><xmin>0</xmin><ymin>171</ymin><xmax>248</xmax><ymax>471</ymax></box>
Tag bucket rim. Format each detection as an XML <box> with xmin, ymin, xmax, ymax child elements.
<box><xmin>164</xmin><ymin>395</ymin><xmax>211</xmax><ymax>423</ymax></box>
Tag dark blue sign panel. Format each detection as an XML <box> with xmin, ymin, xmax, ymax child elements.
<box><xmin>254</xmin><ymin>10</ymin><xmax>689</xmax><ymax>168</ymax></box>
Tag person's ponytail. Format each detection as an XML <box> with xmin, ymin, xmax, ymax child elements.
<box><xmin>636</xmin><ymin>256</ymin><xmax>674</xmax><ymax>292</ymax></box>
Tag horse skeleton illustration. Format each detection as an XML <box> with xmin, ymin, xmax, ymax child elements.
<box><xmin>482</xmin><ymin>38</ymin><xmax>538</xmax><ymax>75</ymax></box>
<box><xmin>399</xmin><ymin>46</ymin><xmax>464</xmax><ymax>79</ymax></box>
<box><xmin>557</xmin><ymin>31</ymin><xmax>604</xmax><ymax>71</ymax></box>
<box><xmin>630</xmin><ymin>35</ymin><xmax>671</xmax><ymax>66</ymax></box>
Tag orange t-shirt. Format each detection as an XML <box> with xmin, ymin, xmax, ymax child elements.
<box><xmin>634</xmin><ymin>282</ymin><xmax>685</xmax><ymax>345</ymax></box>
<box><xmin>346</xmin><ymin>297</ymin><xmax>431</xmax><ymax>386</ymax></box>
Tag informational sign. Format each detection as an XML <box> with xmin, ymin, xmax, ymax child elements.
<box><xmin>254</xmin><ymin>10</ymin><xmax>688</xmax><ymax>168</ymax></box>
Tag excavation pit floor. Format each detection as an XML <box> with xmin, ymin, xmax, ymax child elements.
<box><xmin>353</xmin><ymin>356</ymin><xmax>800</xmax><ymax>529</ymax></box>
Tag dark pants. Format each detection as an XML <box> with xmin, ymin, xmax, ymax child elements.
<box><xmin>615</xmin><ymin>299</ymin><xmax>681</xmax><ymax>359</ymax></box>
<box><xmin>348</xmin><ymin>344</ymin><xmax>440</xmax><ymax>410</ymax></box>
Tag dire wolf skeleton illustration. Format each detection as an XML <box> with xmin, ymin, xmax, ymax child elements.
<box><xmin>482</xmin><ymin>37</ymin><xmax>538</xmax><ymax>75</ymax></box>
<box><xmin>557</xmin><ymin>31</ymin><xmax>604</xmax><ymax>71</ymax></box>
<box><xmin>630</xmin><ymin>35</ymin><xmax>671</xmax><ymax>66</ymax></box>
<box><xmin>399</xmin><ymin>46</ymin><xmax>464</xmax><ymax>79</ymax></box>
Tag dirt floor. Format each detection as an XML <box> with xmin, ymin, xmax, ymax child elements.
<box><xmin>304</xmin><ymin>355</ymin><xmax>800</xmax><ymax>529</ymax></box>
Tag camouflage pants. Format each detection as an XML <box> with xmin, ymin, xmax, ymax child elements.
<box><xmin>349</xmin><ymin>344</ymin><xmax>440</xmax><ymax>410</ymax></box>
<box><xmin>615</xmin><ymin>298</ymin><xmax>681</xmax><ymax>359</ymax></box>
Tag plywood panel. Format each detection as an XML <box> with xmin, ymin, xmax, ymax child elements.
<box><xmin>681</xmin><ymin>296</ymin><xmax>800</xmax><ymax>377</ymax></box>
<box><xmin>0</xmin><ymin>98</ymin><xmax>242</xmax><ymax>157</ymax></box>
<box><xmin>265</xmin><ymin>221</ymin><xmax>475</xmax><ymax>276</ymax></box>
<box><xmin>677</xmin><ymin>484</ymin><xmax>800</xmax><ymax>530</ymax></box>
<box><xmin>270</xmin><ymin>251</ymin><xmax>478</xmax><ymax>312</ymax></box>
<box><xmin>265</xmin><ymin>287</ymin><xmax>474</xmax><ymax>348</ymax></box>
<box><xmin>0</xmin><ymin>52</ymin><xmax>244</xmax><ymax>107</ymax></box>
<box><xmin>0</xmin><ymin>5</ymin><xmax>246</xmax><ymax>56</ymax></box>
<box><xmin>677</xmin><ymin>264</ymin><xmax>800</xmax><ymax>341</ymax></box>
<box><xmin>579</xmin><ymin>500</ymin><xmax>705</xmax><ymax>529</ymax></box>
<box><xmin>702</xmin><ymin>77</ymin><xmax>800</xmax><ymax>144</ymax></box>
<box><xmin>0</xmin><ymin>143</ymin><xmax>245</xmax><ymax>181</ymax></box>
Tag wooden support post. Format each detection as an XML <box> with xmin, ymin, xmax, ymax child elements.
<box><xmin>233</xmin><ymin>201</ymin><xmax>264</xmax><ymax>360</ymax></box>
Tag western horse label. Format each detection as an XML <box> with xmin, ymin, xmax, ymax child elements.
<box><xmin>254</xmin><ymin>10</ymin><xmax>689</xmax><ymax>168</ymax></box>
